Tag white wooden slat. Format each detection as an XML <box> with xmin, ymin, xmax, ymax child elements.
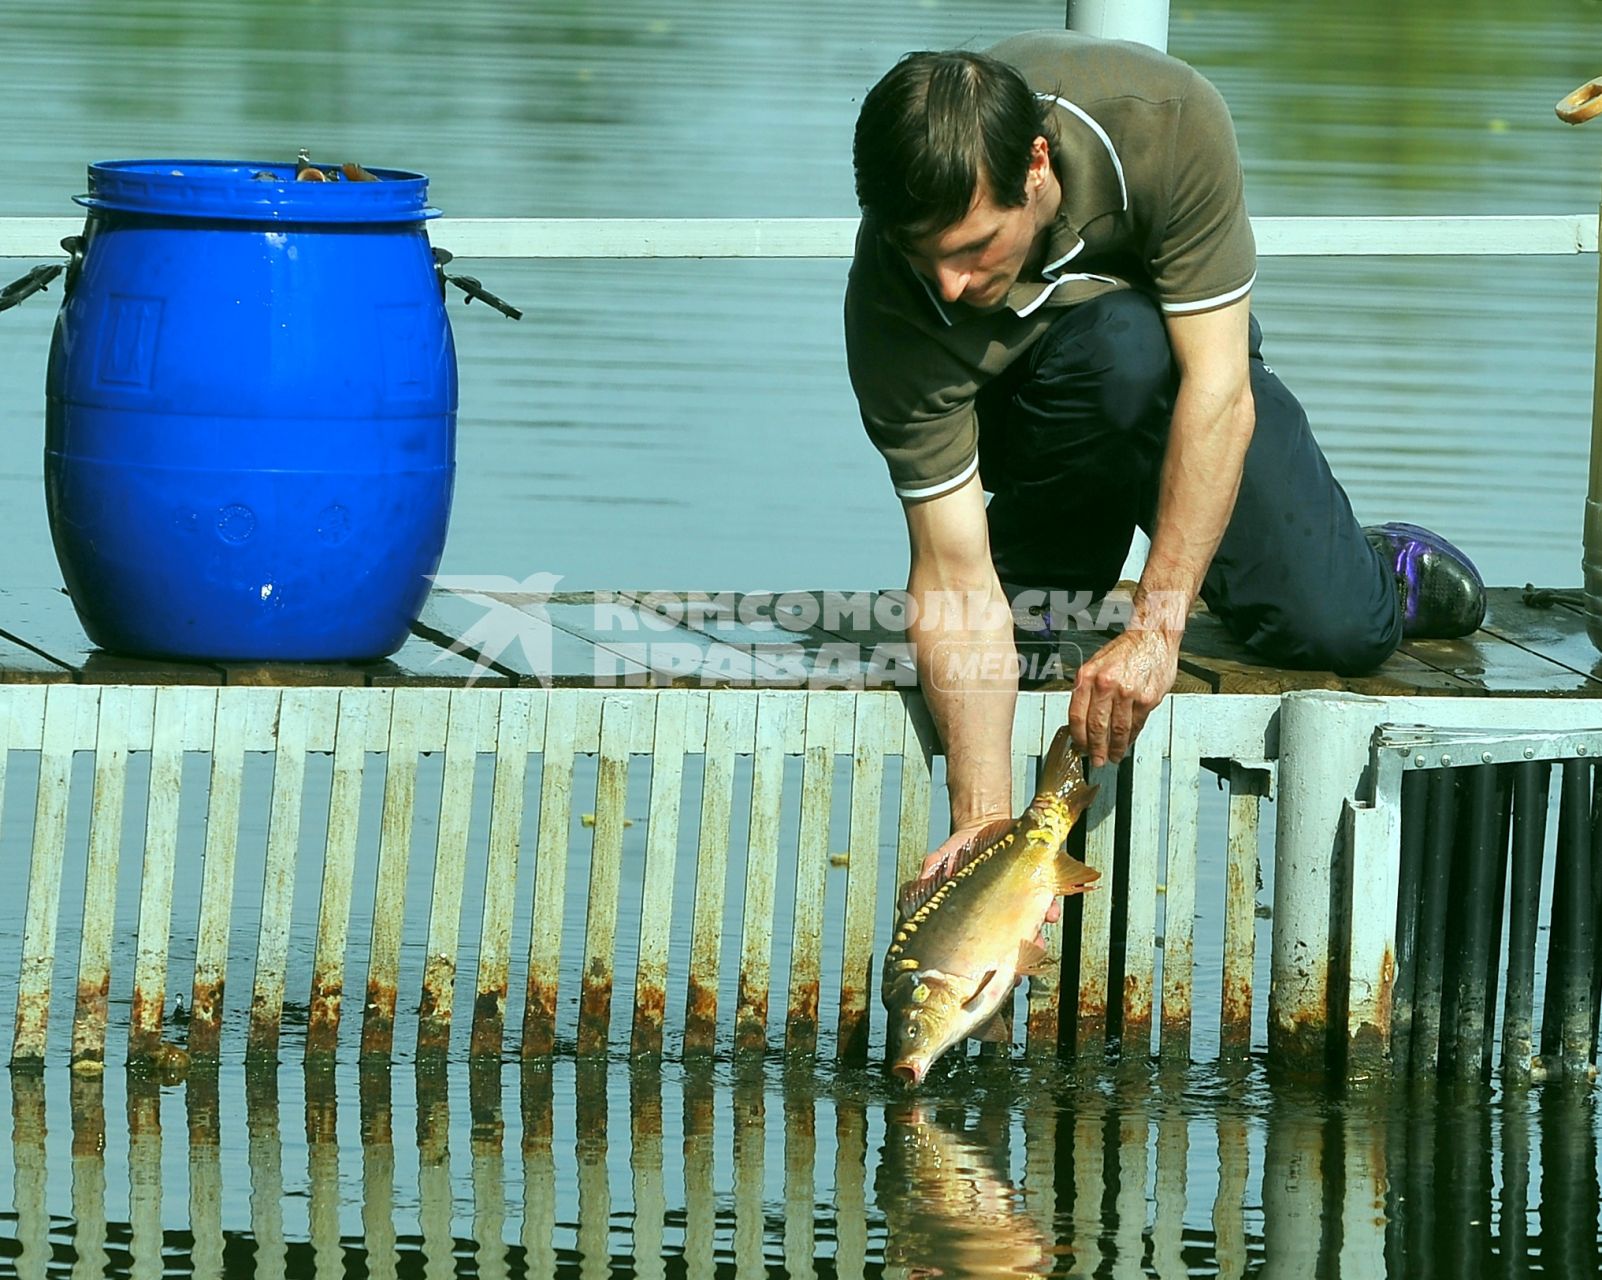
<box><xmin>783</xmin><ymin>1093</ymin><xmax>816</xmax><ymax>1277</ymax></box>
<box><xmin>71</xmin><ymin>686</ymin><xmax>134</xmax><ymax>1068</ymax></box>
<box><xmin>189</xmin><ymin>689</ymin><xmax>272</xmax><ymax>1061</ymax></box>
<box><xmin>1221</xmin><ymin>783</ymin><xmax>1263</xmax><ymax>1058</ymax></box>
<box><xmin>1153</xmin><ymin>1108</ymin><xmax>1189</xmax><ymax>1278</ymax></box>
<box><xmin>1122</xmin><ymin>702</ymin><xmax>1171</xmax><ymax>1056</ymax></box>
<box><xmin>684</xmin><ymin>691</ymin><xmax>754</xmax><ymax>1054</ymax></box>
<box><xmin>188</xmin><ymin>1080</ymin><xmax>225</xmax><ymax>1280</ymax></box>
<box><xmin>129</xmin><ymin>687</ymin><xmax>206</xmax><ymax>1061</ymax></box>
<box><xmin>1076</xmin><ymin>759</ymin><xmax>1120</xmax><ymax>1058</ymax></box>
<box><xmin>630</xmin><ymin>1076</ymin><xmax>667</xmax><ymax>1280</ymax></box>
<box><xmin>733</xmin><ymin>1087</ymin><xmax>765</xmax><ymax>1280</ymax></box>
<box><xmin>837</xmin><ymin>694</ymin><xmax>888</xmax><ymax>1063</ymax></box>
<box><xmin>307</xmin><ymin>1090</ymin><xmax>342</xmax><ymax>1280</ymax></box>
<box><xmin>418</xmin><ymin>1086</ymin><xmax>454</xmax><ymax>1278</ymax></box>
<box><xmin>471</xmin><ymin>689</ymin><xmax>541</xmax><ymax>1060</ymax></box>
<box><xmin>1161</xmin><ymin>711</ymin><xmax>1201</xmax><ymax>1061</ymax></box>
<box><xmin>523</xmin><ymin>688</ymin><xmax>579</xmax><ymax>1057</ymax></box>
<box><xmin>416</xmin><ymin>688</ymin><xmax>482</xmax><ymax>1057</ymax></box>
<box><xmin>1113</xmin><ymin>1111</ymin><xmax>1149</xmax><ymax>1275</ymax></box>
<box><xmin>471</xmin><ymin>1090</ymin><xmax>510</xmax><ymax>1280</ymax></box>
<box><xmin>632</xmin><ymin>694</ymin><xmax>689</xmax><ymax>1057</ymax></box>
<box><xmin>1213</xmin><ymin>1114</ymin><xmax>1251</xmax><ymax>1280</ymax></box>
<box><xmin>894</xmin><ymin>700</ymin><xmax>935</xmax><ymax>899</ymax></box>
<box><xmin>787</xmin><ymin>692</ymin><xmax>840</xmax><ymax>1055</ymax></box>
<box><xmin>734</xmin><ymin>691</ymin><xmax>798</xmax><ymax>1054</ymax></box>
<box><xmin>12</xmin><ymin>685</ymin><xmax>95</xmax><ymax>1064</ymax></box>
<box><xmin>361</xmin><ymin>1073</ymin><xmax>399</xmax><ymax>1280</ymax></box>
<box><xmin>305</xmin><ymin>689</ymin><xmax>376</xmax><ymax>1061</ymax></box>
<box><xmin>69</xmin><ymin>1076</ymin><xmax>110</xmax><ymax>1280</ymax></box>
<box><xmin>14</xmin><ymin>214</ymin><xmax>1590</xmax><ymax>261</ymax></box>
<box><xmin>127</xmin><ymin>1088</ymin><xmax>164</xmax><ymax>1280</ymax></box>
<box><xmin>577</xmin><ymin>697</ymin><xmax>638</xmax><ymax>1054</ymax></box>
<box><xmin>246</xmin><ymin>1076</ymin><xmax>288</xmax><ymax>1279</ymax></box>
<box><xmin>1026</xmin><ymin>691</ymin><xmax>1074</xmax><ymax>1055</ymax></box>
<box><xmin>834</xmin><ymin>1104</ymin><xmax>869</xmax><ymax>1280</ymax></box>
<box><xmin>248</xmin><ymin>688</ymin><xmax>313</xmax><ymax>1062</ymax></box>
<box><xmin>361</xmin><ymin>687</ymin><xmax>434</xmax><ymax>1060</ymax></box>
<box><xmin>522</xmin><ymin>1077</ymin><xmax>557</xmax><ymax>1280</ymax></box>
<box><xmin>1011</xmin><ymin>697</ymin><xmax>1047</xmax><ymax>814</ymax></box>
<box><xmin>684</xmin><ymin>1090</ymin><xmax>716</xmax><ymax>1279</ymax></box>
<box><xmin>11</xmin><ymin>1077</ymin><xmax>46</xmax><ymax>1279</ymax></box>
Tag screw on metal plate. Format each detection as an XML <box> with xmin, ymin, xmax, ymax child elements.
<box><xmin>1579</xmin><ymin>743</ymin><xmax>1589</xmax><ymax>756</ymax></box>
<box><xmin>1524</xmin><ymin>747</ymin><xmax>1536</xmax><ymax>759</ymax></box>
<box><xmin>1414</xmin><ymin>754</ymin><xmax>1427</xmax><ymax>767</ymax></box>
<box><xmin>1440</xmin><ymin>754</ymin><xmax>1453</xmax><ymax>766</ymax></box>
<box><xmin>1482</xmin><ymin>752</ymin><xmax>1494</xmax><ymax>764</ymax></box>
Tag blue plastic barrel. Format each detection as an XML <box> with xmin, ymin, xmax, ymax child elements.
<box><xmin>45</xmin><ymin>158</ymin><xmax>457</xmax><ymax>661</ymax></box>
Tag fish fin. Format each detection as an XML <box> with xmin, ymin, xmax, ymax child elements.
<box><xmin>897</xmin><ymin>816</ymin><xmax>1015</xmax><ymax>917</ymax></box>
<box><xmin>961</xmin><ymin>968</ymin><xmax>1000</xmax><ymax>1011</ymax></box>
<box><xmin>969</xmin><ymin>1012</ymin><xmax>1012</xmax><ymax>1043</ymax></box>
<box><xmin>1053</xmin><ymin>848</ymin><xmax>1102</xmax><ymax>897</ymax></box>
<box><xmin>1016</xmin><ymin>938</ymin><xmax>1052</xmax><ymax>978</ymax></box>
<box><xmin>1035</xmin><ymin>726</ymin><xmax>1100</xmax><ymax>822</ymax></box>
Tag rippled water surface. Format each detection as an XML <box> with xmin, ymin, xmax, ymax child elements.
<box><xmin>3</xmin><ymin>0</ymin><xmax>1602</xmax><ymax>1274</ymax></box>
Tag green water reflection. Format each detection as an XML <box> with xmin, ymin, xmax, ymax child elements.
<box><xmin>3</xmin><ymin>1059</ymin><xmax>1599</xmax><ymax>1277</ymax></box>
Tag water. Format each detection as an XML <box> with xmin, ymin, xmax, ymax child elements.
<box><xmin>2</xmin><ymin>0</ymin><xmax>1602</xmax><ymax>1273</ymax></box>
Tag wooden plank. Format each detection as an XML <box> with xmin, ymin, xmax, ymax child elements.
<box><xmin>787</xmin><ymin>692</ymin><xmax>841</xmax><ymax>1055</ymax></box>
<box><xmin>1178</xmin><ymin>610</ymin><xmax>1476</xmax><ymax>696</ymax></box>
<box><xmin>12</xmin><ymin>685</ymin><xmax>94</xmax><ymax>1063</ymax></box>
<box><xmin>619</xmin><ymin>591</ymin><xmax>802</xmax><ymax>686</ymax></box>
<box><xmin>1075</xmin><ymin>760</ymin><xmax>1120</xmax><ymax>1060</ymax></box>
<box><xmin>684</xmin><ymin>692</ymin><xmax>753</xmax><ymax>1053</ymax></box>
<box><xmin>735</xmin><ymin>691</ymin><xmax>799</xmax><ymax>1053</ymax></box>
<box><xmin>470</xmin><ymin>690</ymin><xmax>541</xmax><ymax>1059</ymax></box>
<box><xmin>365</xmin><ymin>629</ymin><xmax>514</xmax><ymax>687</ymax></box>
<box><xmin>0</xmin><ymin>588</ymin><xmax>223</xmax><ymax>684</ymax></box>
<box><xmin>632</xmin><ymin>693</ymin><xmax>692</xmax><ymax>1056</ymax></box>
<box><xmin>1221</xmin><ymin>771</ymin><xmax>1265</xmax><ymax>1059</ymax></box>
<box><xmin>217</xmin><ymin>661</ymin><xmax>366</xmax><ymax>687</ymax></box>
<box><xmin>128</xmin><ymin>687</ymin><xmax>204</xmax><ymax>1061</ymax></box>
<box><xmin>416</xmin><ymin>589</ymin><xmax>650</xmax><ymax>686</ymax></box>
<box><xmin>305</xmin><ymin>689</ymin><xmax>375</xmax><ymax>1061</ymax></box>
<box><xmin>838</xmin><ymin>694</ymin><xmax>888</xmax><ymax>1063</ymax></box>
<box><xmin>188</xmin><ymin>689</ymin><xmax>272</xmax><ymax>1060</ymax></box>
<box><xmin>416</xmin><ymin>688</ymin><xmax>484</xmax><ymax>1058</ymax></box>
<box><xmin>0</xmin><ymin>632</ymin><xmax>71</xmax><ymax>683</ymax></box>
<box><xmin>1473</xmin><ymin>588</ymin><xmax>1602</xmax><ymax>692</ymax></box>
<box><xmin>894</xmin><ymin>698</ymin><xmax>935</xmax><ymax>908</ymax></box>
<box><xmin>1399</xmin><ymin>610</ymin><xmax>1602</xmax><ymax>694</ymax></box>
<box><xmin>70</xmin><ymin>686</ymin><xmax>135</xmax><ymax>1068</ymax></box>
<box><xmin>247</xmin><ymin>688</ymin><xmax>314</xmax><ymax>1062</ymax></box>
<box><xmin>1160</xmin><ymin>711</ymin><xmax>1200</xmax><ymax>1062</ymax></box>
<box><xmin>360</xmin><ymin>687</ymin><xmax>434</xmax><ymax>1059</ymax></box>
<box><xmin>1121</xmin><ymin>708</ymin><xmax>1168</xmax><ymax>1058</ymax></box>
<box><xmin>523</xmin><ymin>688</ymin><xmax>581</xmax><ymax>1057</ymax></box>
<box><xmin>577</xmin><ymin>697</ymin><xmax>638</xmax><ymax>1054</ymax></box>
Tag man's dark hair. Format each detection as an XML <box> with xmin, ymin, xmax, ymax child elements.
<box><xmin>853</xmin><ymin>50</ymin><xmax>1052</xmax><ymax>243</ymax></box>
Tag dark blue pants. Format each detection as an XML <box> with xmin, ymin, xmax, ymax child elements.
<box><xmin>980</xmin><ymin>290</ymin><xmax>1402</xmax><ymax>674</ymax></box>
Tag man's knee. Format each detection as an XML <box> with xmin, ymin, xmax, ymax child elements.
<box><xmin>1020</xmin><ymin>291</ymin><xmax>1176</xmax><ymax>436</ymax></box>
<box><xmin>1239</xmin><ymin>591</ymin><xmax>1403</xmax><ymax>675</ymax></box>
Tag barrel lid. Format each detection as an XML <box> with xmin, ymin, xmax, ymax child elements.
<box><xmin>74</xmin><ymin>159</ymin><xmax>441</xmax><ymax>223</ymax></box>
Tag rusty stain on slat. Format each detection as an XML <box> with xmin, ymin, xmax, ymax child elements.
<box><xmin>471</xmin><ymin>690</ymin><xmax>540</xmax><ymax>1060</ymax></box>
<box><xmin>129</xmin><ymin>686</ymin><xmax>198</xmax><ymax>1063</ymax></box>
<box><xmin>247</xmin><ymin>688</ymin><xmax>314</xmax><ymax>1063</ymax></box>
<box><xmin>1160</xmin><ymin>729</ymin><xmax>1200</xmax><ymax>1061</ymax></box>
<box><xmin>838</xmin><ymin>694</ymin><xmax>886</xmax><ymax>1064</ymax></box>
<box><xmin>188</xmin><ymin>689</ymin><xmax>263</xmax><ymax>1062</ymax></box>
<box><xmin>71</xmin><ymin>686</ymin><xmax>133</xmax><ymax>1069</ymax></box>
<box><xmin>1076</xmin><ymin>762</ymin><xmax>1120</xmax><ymax>1058</ymax></box>
<box><xmin>633</xmin><ymin>694</ymin><xmax>691</xmax><ymax>1057</ymax></box>
<box><xmin>1221</xmin><ymin>776</ymin><xmax>1263</xmax><ymax>1057</ymax></box>
<box><xmin>735</xmin><ymin>691</ymin><xmax>796</xmax><ymax>1055</ymax></box>
<box><xmin>577</xmin><ymin>697</ymin><xmax>637</xmax><ymax>1055</ymax></box>
<box><xmin>306</xmin><ymin>690</ymin><xmax>375</xmax><ymax>1062</ymax></box>
<box><xmin>685</xmin><ymin>693</ymin><xmax>746</xmax><ymax>1055</ymax></box>
<box><xmin>786</xmin><ymin>693</ymin><xmax>840</xmax><ymax>1056</ymax></box>
<box><xmin>416</xmin><ymin>689</ymin><xmax>483</xmax><ymax>1059</ymax></box>
<box><xmin>12</xmin><ymin>685</ymin><xmax>92</xmax><ymax>1065</ymax></box>
<box><xmin>523</xmin><ymin>689</ymin><xmax>580</xmax><ymax>1057</ymax></box>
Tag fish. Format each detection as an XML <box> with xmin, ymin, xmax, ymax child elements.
<box><xmin>876</xmin><ymin>1103</ymin><xmax>1053</xmax><ymax>1278</ymax></box>
<box><xmin>882</xmin><ymin>724</ymin><xmax>1099</xmax><ymax>1086</ymax></box>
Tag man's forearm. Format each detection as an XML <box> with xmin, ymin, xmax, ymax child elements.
<box><xmin>1134</xmin><ymin>377</ymin><xmax>1255</xmax><ymax>633</ymax></box>
<box><xmin>908</xmin><ymin>579</ymin><xmax>1018</xmax><ymax>830</ymax></box>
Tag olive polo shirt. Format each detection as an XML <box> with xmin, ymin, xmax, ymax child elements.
<box><xmin>844</xmin><ymin>30</ymin><xmax>1257</xmax><ymax>502</ymax></box>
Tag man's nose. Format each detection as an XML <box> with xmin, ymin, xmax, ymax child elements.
<box><xmin>936</xmin><ymin>266</ymin><xmax>971</xmax><ymax>303</ymax></box>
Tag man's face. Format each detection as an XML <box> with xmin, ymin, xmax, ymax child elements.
<box><xmin>899</xmin><ymin>136</ymin><xmax>1058</xmax><ymax>311</ymax></box>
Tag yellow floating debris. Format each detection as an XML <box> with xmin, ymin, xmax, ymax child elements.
<box><xmin>580</xmin><ymin>813</ymin><xmax>636</xmax><ymax>828</ymax></box>
<box><xmin>829</xmin><ymin>851</ymin><xmax>850</xmax><ymax>867</ymax></box>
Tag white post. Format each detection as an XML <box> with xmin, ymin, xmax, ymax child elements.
<box><xmin>1269</xmin><ymin>690</ymin><xmax>1388</xmax><ymax>1073</ymax></box>
<box><xmin>1067</xmin><ymin>0</ymin><xmax>1170</xmax><ymax>53</ymax></box>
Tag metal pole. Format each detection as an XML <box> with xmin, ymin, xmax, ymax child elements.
<box><xmin>1449</xmin><ymin>764</ymin><xmax>1500</xmax><ymax>1081</ymax></box>
<box><xmin>1390</xmin><ymin>772</ymin><xmax>1429</xmax><ymax>1075</ymax></box>
<box><xmin>1542</xmin><ymin>760</ymin><xmax>1594</xmax><ymax>1077</ymax></box>
<box><xmin>1411</xmin><ymin>769</ymin><xmax>1458</xmax><ymax>1077</ymax></box>
<box><xmin>1503</xmin><ymin>762</ymin><xmax>1551</xmax><ymax>1081</ymax></box>
<box><xmin>1480</xmin><ymin>767</ymin><xmax>1514</xmax><ymax>1078</ymax></box>
<box><xmin>1067</xmin><ymin>0</ymin><xmax>1171</xmax><ymax>53</ymax></box>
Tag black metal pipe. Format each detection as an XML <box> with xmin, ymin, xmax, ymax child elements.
<box><xmin>1391</xmin><ymin>770</ymin><xmax>1430</xmax><ymax>1076</ymax></box>
<box><xmin>1480</xmin><ymin>766</ymin><xmax>1514</xmax><ymax>1078</ymax></box>
<box><xmin>1503</xmin><ymin>762</ymin><xmax>1550</xmax><ymax>1080</ymax></box>
<box><xmin>1448</xmin><ymin>764</ymin><xmax>1500</xmax><ymax>1081</ymax></box>
<box><xmin>1411</xmin><ymin>768</ymin><xmax>1459</xmax><ymax>1076</ymax></box>
<box><xmin>1589</xmin><ymin>760</ymin><xmax>1602</xmax><ymax>1057</ymax></box>
<box><xmin>1543</xmin><ymin>761</ymin><xmax>1594</xmax><ymax>1077</ymax></box>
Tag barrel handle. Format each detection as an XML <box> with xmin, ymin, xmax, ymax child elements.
<box><xmin>1557</xmin><ymin>78</ymin><xmax>1602</xmax><ymax>124</ymax></box>
<box><xmin>0</xmin><ymin>235</ymin><xmax>84</xmax><ymax>314</ymax></box>
<box><xmin>431</xmin><ymin>246</ymin><xmax>523</xmax><ymax>320</ymax></box>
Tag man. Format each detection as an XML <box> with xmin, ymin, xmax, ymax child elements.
<box><xmin>845</xmin><ymin>31</ymin><xmax>1484</xmax><ymax>864</ymax></box>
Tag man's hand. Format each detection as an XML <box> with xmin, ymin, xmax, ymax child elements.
<box><xmin>1069</xmin><ymin>627</ymin><xmax>1181</xmax><ymax>767</ymax></box>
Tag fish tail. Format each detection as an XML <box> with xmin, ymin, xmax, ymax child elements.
<box><xmin>1037</xmin><ymin>724</ymin><xmax>1095</xmax><ymax>819</ymax></box>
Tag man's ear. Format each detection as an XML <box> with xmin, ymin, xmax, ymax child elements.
<box><xmin>1028</xmin><ymin>135</ymin><xmax>1052</xmax><ymax>187</ymax></box>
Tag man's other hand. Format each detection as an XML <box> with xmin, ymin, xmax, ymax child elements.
<box><xmin>1069</xmin><ymin>628</ymin><xmax>1180</xmax><ymax>767</ymax></box>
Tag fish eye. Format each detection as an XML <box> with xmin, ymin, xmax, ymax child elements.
<box><xmin>903</xmin><ymin>1019</ymin><xmax>922</xmax><ymax>1044</ymax></box>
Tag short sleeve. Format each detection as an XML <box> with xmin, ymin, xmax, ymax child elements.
<box><xmin>1149</xmin><ymin>69</ymin><xmax>1257</xmax><ymax>314</ymax></box>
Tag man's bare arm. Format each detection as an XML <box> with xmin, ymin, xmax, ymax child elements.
<box><xmin>1069</xmin><ymin>295</ymin><xmax>1256</xmax><ymax>765</ymax></box>
<box><xmin>903</xmin><ymin>472</ymin><xmax>1016</xmax><ymax>834</ymax></box>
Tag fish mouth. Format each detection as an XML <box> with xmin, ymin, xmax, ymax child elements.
<box><xmin>890</xmin><ymin>1061</ymin><xmax>927</xmax><ymax>1088</ymax></box>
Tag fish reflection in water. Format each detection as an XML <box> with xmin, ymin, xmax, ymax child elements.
<box><xmin>877</xmin><ymin>1101</ymin><xmax>1054</xmax><ymax>1279</ymax></box>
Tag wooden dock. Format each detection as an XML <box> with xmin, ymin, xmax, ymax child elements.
<box><xmin>0</xmin><ymin>584</ymin><xmax>1597</xmax><ymax>698</ymax></box>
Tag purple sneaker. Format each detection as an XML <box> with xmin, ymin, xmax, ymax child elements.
<box><xmin>1364</xmin><ymin>522</ymin><xmax>1486</xmax><ymax>639</ymax></box>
